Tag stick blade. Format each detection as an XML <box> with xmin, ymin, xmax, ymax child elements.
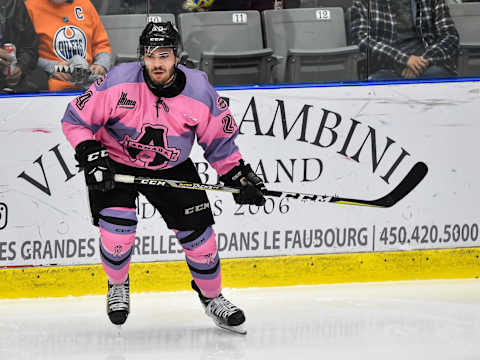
<box><xmin>371</xmin><ymin>161</ymin><xmax>428</xmax><ymax>207</ymax></box>
<box><xmin>334</xmin><ymin>162</ymin><xmax>428</xmax><ymax>208</ymax></box>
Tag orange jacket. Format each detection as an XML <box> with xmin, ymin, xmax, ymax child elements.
<box><xmin>25</xmin><ymin>0</ymin><xmax>111</xmax><ymax>91</ymax></box>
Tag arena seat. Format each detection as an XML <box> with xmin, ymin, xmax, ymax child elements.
<box><xmin>448</xmin><ymin>3</ymin><xmax>480</xmax><ymax>77</ymax></box>
<box><xmin>262</xmin><ymin>7</ymin><xmax>361</xmax><ymax>83</ymax></box>
<box><xmin>298</xmin><ymin>0</ymin><xmax>353</xmax><ymax>12</ymax></box>
<box><xmin>101</xmin><ymin>14</ymin><xmax>176</xmax><ymax>65</ymax></box>
<box><xmin>178</xmin><ymin>10</ymin><xmax>276</xmax><ymax>85</ymax></box>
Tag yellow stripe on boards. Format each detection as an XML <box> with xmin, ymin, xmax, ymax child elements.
<box><xmin>0</xmin><ymin>247</ymin><xmax>479</xmax><ymax>299</ymax></box>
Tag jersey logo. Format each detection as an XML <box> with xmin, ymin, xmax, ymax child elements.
<box><xmin>221</xmin><ymin>114</ymin><xmax>235</xmax><ymax>134</ymax></box>
<box><xmin>53</xmin><ymin>25</ymin><xmax>87</xmax><ymax>62</ymax></box>
<box><xmin>113</xmin><ymin>245</ymin><xmax>123</xmax><ymax>256</ymax></box>
<box><xmin>74</xmin><ymin>6</ymin><xmax>84</xmax><ymax>21</ymax></box>
<box><xmin>204</xmin><ymin>253</ymin><xmax>216</xmax><ymax>264</ymax></box>
<box><xmin>75</xmin><ymin>90</ymin><xmax>93</xmax><ymax>110</ymax></box>
<box><xmin>117</xmin><ymin>92</ymin><xmax>136</xmax><ymax>109</ymax></box>
<box><xmin>121</xmin><ymin>124</ymin><xmax>180</xmax><ymax>168</ymax></box>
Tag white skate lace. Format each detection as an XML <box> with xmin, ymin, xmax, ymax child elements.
<box><xmin>108</xmin><ymin>282</ymin><xmax>129</xmax><ymax>312</ymax></box>
<box><xmin>206</xmin><ymin>294</ymin><xmax>239</xmax><ymax>320</ymax></box>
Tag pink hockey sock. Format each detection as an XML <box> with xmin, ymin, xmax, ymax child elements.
<box><xmin>175</xmin><ymin>227</ymin><xmax>221</xmax><ymax>299</ymax></box>
<box><xmin>98</xmin><ymin>207</ymin><xmax>137</xmax><ymax>285</ymax></box>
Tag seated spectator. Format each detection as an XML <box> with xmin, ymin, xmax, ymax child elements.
<box><xmin>0</xmin><ymin>0</ymin><xmax>48</xmax><ymax>93</ymax></box>
<box><xmin>25</xmin><ymin>0</ymin><xmax>112</xmax><ymax>91</ymax></box>
<box><xmin>183</xmin><ymin>0</ymin><xmax>299</xmax><ymax>12</ymax></box>
<box><xmin>132</xmin><ymin>0</ymin><xmax>182</xmax><ymax>14</ymax></box>
<box><xmin>351</xmin><ymin>0</ymin><xmax>459</xmax><ymax>80</ymax></box>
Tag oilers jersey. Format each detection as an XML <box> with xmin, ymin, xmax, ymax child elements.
<box><xmin>25</xmin><ymin>0</ymin><xmax>111</xmax><ymax>91</ymax></box>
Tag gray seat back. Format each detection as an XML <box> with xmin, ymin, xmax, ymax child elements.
<box><xmin>449</xmin><ymin>3</ymin><xmax>480</xmax><ymax>42</ymax></box>
<box><xmin>178</xmin><ymin>11</ymin><xmax>274</xmax><ymax>85</ymax></box>
<box><xmin>178</xmin><ymin>11</ymin><xmax>265</xmax><ymax>62</ymax></box>
<box><xmin>263</xmin><ymin>7</ymin><xmax>354</xmax><ymax>82</ymax></box>
<box><xmin>448</xmin><ymin>3</ymin><xmax>480</xmax><ymax>76</ymax></box>
<box><xmin>101</xmin><ymin>14</ymin><xmax>176</xmax><ymax>65</ymax></box>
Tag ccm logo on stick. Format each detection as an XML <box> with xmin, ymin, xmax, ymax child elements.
<box><xmin>185</xmin><ymin>202</ymin><xmax>210</xmax><ymax>215</ymax></box>
<box><xmin>140</xmin><ymin>179</ymin><xmax>167</xmax><ymax>186</ymax></box>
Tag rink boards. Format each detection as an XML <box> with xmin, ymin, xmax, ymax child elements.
<box><xmin>1</xmin><ymin>248</ymin><xmax>479</xmax><ymax>298</ymax></box>
<box><xmin>1</xmin><ymin>79</ymin><xmax>480</xmax><ymax>298</ymax></box>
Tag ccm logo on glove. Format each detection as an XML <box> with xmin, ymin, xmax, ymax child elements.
<box><xmin>87</xmin><ymin>149</ymin><xmax>109</xmax><ymax>162</ymax></box>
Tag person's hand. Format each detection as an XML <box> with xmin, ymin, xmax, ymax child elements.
<box><xmin>90</xmin><ymin>64</ymin><xmax>106</xmax><ymax>76</ymax></box>
<box><xmin>0</xmin><ymin>48</ymin><xmax>14</xmax><ymax>69</ymax></box>
<box><xmin>75</xmin><ymin>140</ymin><xmax>116</xmax><ymax>192</ymax></box>
<box><xmin>406</xmin><ymin>56</ymin><xmax>429</xmax><ymax>76</ymax></box>
<box><xmin>401</xmin><ymin>67</ymin><xmax>418</xmax><ymax>79</ymax></box>
<box><xmin>52</xmin><ymin>61</ymin><xmax>73</xmax><ymax>82</ymax></box>
<box><xmin>219</xmin><ymin>160</ymin><xmax>266</xmax><ymax>206</ymax></box>
<box><xmin>6</xmin><ymin>65</ymin><xmax>22</xmax><ymax>86</ymax></box>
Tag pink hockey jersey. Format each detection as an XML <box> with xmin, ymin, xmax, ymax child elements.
<box><xmin>61</xmin><ymin>63</ymin><xmax>242</xmax><ymax>175</ymax></box>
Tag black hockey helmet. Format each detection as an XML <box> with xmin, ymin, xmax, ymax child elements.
<box><xmin>138</xmin><ymin>21</ymin><xmax>180</xmax><ymax>58</ymax></box>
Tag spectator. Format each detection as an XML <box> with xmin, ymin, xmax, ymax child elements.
<box><xmin>210</xmin><ymin>0</ymin><xmax>281</xmax><ymax>11</ymax></box>
<box><xmin>183</xmin><ymin>0</ymin><xmax>299</xmax><ymax>12</ymax></box>
<box><xmin>25</xmin><ymin>0</ymin><xmax>112</xmax><ymax>91</ymax></box>
<box><xmin>146</xmin><ymin>0</ymin><xmax>183</xmax><ymax>14</ymax></box>
<box><xmin>351</xmin><ymin>0</ymin><xmax>459</xmax><ymax>80</ymax></box>
<box><xmin>96</xmin><ymin>0</ymin><xmax>182</xmax><ymax>15</ymax></box>
<box><xmin>0</xmin><ymin>0</ymin><xmax>48</xmax><ymax>93</ymax></box>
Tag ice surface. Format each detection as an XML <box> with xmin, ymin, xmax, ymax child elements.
<box><xmin>0</xmin><ymin>279</ymin><xmax>479</xmax><ymax>360</ymax></box>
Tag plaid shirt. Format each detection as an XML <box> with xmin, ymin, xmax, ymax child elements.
<box><xmin>351</xmin><ymin>0</ymin><xmax>459</xmax><ymax>73</ymax></box>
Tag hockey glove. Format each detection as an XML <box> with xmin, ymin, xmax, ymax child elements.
<box><xmin>219</xmin><ymin>160</ymin><xmax>266</xmax><ymax>206</ymax></box>
<box><xmin>75</xmin><ymin>140</ymin><xmax>115</xmax><ymax>192</ymax></box>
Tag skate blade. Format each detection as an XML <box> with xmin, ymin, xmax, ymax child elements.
<box><xmin>214</xmin><ymin>321</ymin><xmax>247</xmax><ymax>335</ymax></box>
<box><xmin>114</xmin><ymin>325</ymin><xmax>123</xmax><ymax>336</ymax></box>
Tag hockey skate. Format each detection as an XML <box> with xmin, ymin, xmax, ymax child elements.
<box><xmin>107</xmin><ymin>275</ymin><xmax>130</xmax><ymax>326</ymax></box>
<box><xmin>191</xmin><ymin>280</ymin><xmax>246</xmax><ymax>335</ymax></box>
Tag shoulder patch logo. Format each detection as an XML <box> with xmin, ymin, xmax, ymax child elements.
<box><xmin>75</xmin><ymin>90</ymin><xmax>93</xmax><ymax>110</ymax></box>
<box><xmin>95</xmin><ymin>74</ymin><xmax>106</xmax><ymax>88</ymax></box>
<box><xmin>117</xmin><ymin>92</ymin><xmax>137</xmax><ymax>109</ymax></box>
<box><xmin>216</xmin><ymin>96</ymin><xmax>228</xmax><ymax>111</ymax></box>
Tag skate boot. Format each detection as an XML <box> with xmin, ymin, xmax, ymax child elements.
<box><xmin>191</xmin><ymin>280</ymin><xmax>246</xmax><ymax>334</ymax></box>
<box><xmin>107</xmin><ymin>275</ymin><xmax>130</xmax><ymax>326</ymax></box>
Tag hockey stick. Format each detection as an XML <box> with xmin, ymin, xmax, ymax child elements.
<box><xmin>114</xmin><ymin>161</ymin><xmax>428</xmax><ymax>208</ymax></box>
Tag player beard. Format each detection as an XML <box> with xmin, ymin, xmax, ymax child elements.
<box><xmin>147</xmin><ymin>65</ymin><xmax>176</xmax><ymax>86</ymax></box>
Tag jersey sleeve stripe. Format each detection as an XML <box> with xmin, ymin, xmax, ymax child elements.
<box><xmin>61</xmin><ymin>103</ymin><xmax>103</xmax><ymax>134</ymax></box>
<box><xmin>199</xmin><ymin>132</ymin><xmax>239</xmax><ymax>165</ymax></box>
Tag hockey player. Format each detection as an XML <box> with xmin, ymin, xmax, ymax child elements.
<box><xmin>60</xmin><ymin>21</ymin><xmax>266</xmax><ymax>334</ymax></box>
